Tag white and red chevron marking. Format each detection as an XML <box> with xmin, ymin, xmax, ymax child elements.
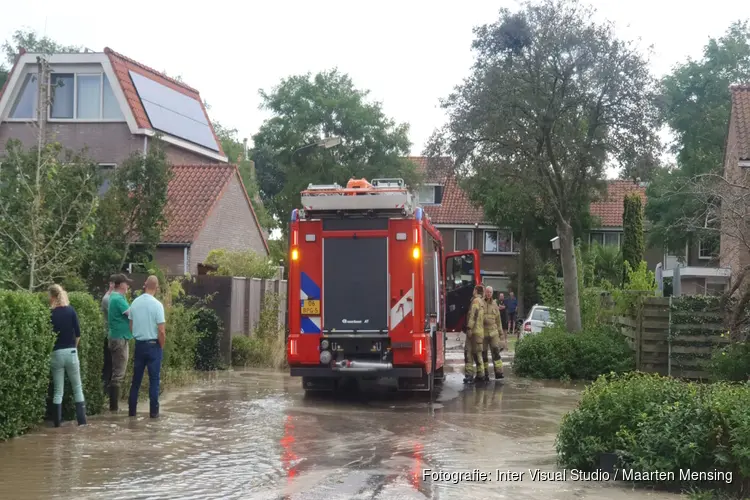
<box><xmin>390</xmin><ymin>287</ymin><xmax>414</xmax><ymax>329</ymax></box>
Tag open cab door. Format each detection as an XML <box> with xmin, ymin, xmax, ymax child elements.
<box><xmin>443</xmin><ymin>250</ymin><xmax>481</xmax><ymax>332</ymax></box>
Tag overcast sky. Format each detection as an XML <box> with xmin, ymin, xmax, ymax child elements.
<box><xmin>2</xmin><ymin>0</ymin><xmax>749</xmax><ymax>159</ymax></box>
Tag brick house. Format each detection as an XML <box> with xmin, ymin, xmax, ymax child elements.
<box><xmin>408</xmin><ymin>156</ymin><xmax>724</xmax><ymax>294</ymax></box>
<box><xmin>0</xmin><ymin>47</ymin><xmax>227</xmax><ymax>164</ymax></box>
<box><xmin>157</xmin><ymin>165</ymin><xmax>269</xmax><ymax>275</ymax></box>
<box><xmin>0</xmin><ymin>48</ymin><xmax>269</xmax><ymax>273</ymax></box>
<box><xmin>720</xmin><ymin>85</ymin><xmax>750</xmax><ymax>289</ymax></box>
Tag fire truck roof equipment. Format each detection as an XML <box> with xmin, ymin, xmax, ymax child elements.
<box><xmin>300</xmin><ymin>177</ymin><xmax>417</xmax><ymax>215</ymax></box>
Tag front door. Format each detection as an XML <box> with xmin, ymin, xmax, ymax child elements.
<box><xmin>443</xmin><ymin>250</ymin><xmax>480</xmax><ymax>332</ymax></box>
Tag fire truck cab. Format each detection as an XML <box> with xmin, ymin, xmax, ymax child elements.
<box><xmin>286</xmin><ymin>177</ymin><xmax>481</xmax><ymax>392</ymax></box>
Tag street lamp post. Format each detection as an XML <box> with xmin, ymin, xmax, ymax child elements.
<box><xmin>292</xmin><ymin>136</ymin><xmax>342</xmax><ymax>155</ymax></box>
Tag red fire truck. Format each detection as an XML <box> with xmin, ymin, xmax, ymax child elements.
<box><xmin>286</xmin><ymin>178</ymin><xmax>481</xmax><ymax>392</ymax></box>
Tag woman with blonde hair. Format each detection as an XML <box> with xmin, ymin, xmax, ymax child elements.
<box><xmin>48</xmin><ymin>284</ymin><xmax>87</xmax><ymax>427</ymax></box>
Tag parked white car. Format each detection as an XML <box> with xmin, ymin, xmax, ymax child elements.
<box><xmin>521</xmin><ymin>305</ymin><xmax>563</xmax><ymax>338</ymax></box>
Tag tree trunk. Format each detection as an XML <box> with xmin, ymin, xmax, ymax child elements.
<box><xmin>517</xmin><ymin>226</ymin><xmax>527</xmax><ymax>320</ymax></box>
<box><xmin>558</xmin><ymin>220</ymin><xmax>582</xmax><ymax>332</ymax></box>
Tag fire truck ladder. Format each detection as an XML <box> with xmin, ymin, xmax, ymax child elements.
<box><xmin>300</xmin><ymin>178</ymin><xmax>416</xmax><ymax>216</ymax></box>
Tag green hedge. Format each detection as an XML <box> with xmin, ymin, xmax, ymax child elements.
<box><xmin>45</xmin><ymin>292</ymin><xmax>106</xmax><ymax>421</ymax></box>
<box><xmin>514</xmin><ymin>324</ymin><xmax>634</xmax><ymax>380</ymax></box>
<box><xmin>0</xmin><ymin>291</ymin><xmax>55</xmax><ymax>440</ymax></box>
<box><xmin>556</xmin><ymin>372</ymin><xmax>750</xmax><ymax>495</ymax></box>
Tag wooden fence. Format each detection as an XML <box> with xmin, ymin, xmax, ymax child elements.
<box><xmin>130</xmin><ymin>274</ymin><xmax>287</xmax><ymax>363</ymax></box>
<box><xmin>616</xmin><ymin>297</ymin><xmax>727</xmax><ymax>380</ymax></box>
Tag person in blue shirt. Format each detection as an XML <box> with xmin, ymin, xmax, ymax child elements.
<box><xmin>127</xmin><ymin>275</ymin><xmax>166</xmax><ymax>418</ymax></box>
<box><xmin>48</xmin><ymin>284</ymin><xmax>87</xmax><ymax>427</ymax></box>
<box><xmin>504</xmin><ymin>290</ymin><xmax>519</xmax><ymax>337</ymax></box>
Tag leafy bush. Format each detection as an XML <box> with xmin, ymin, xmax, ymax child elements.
<box><xmin>708</xmin><ymin>342</ymin><xmax>750</xmax><ymax>382</ymax></box>
<box><xmin>231</xmin><ymin>293</ymin><xmax>287</xmax><ymax>369</ymax></box>
<box><xmin>0</xmin><ymin>291</ymin><xmax>55</xmax><ymax>440</ymax></box>
<box><xmin>204</xmin><ymin>248</ymin><xmax>278</xmax><ymax>279</ymax></box>
<box><xmin>45</xmin><ymin>292</ymin><xmax>107</xmax><ymax>421</ymax></box>
<box><xmin>556</xmin><ymin>373</ymin><xmax>750</xmax><ymax>495</ymax></box>
<box><xmin>514</xmin><ymin>324</ymin><xmax>633</xmax><ymax>380</ymax></box>
<box><xmin>194</xmin><ymin>307</ymin><xmax>224</xmax><ymax>371</ymax></box>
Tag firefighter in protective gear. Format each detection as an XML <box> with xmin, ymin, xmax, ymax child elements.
<box><xmin>480</xmin><ymin>286</ymin><xmax>505</xmax><ymax>381</ymax></box>
<box><xmin>464</xmin><ymin>285</ymin><xmax>485</xmax><ymax>384</ymax></box>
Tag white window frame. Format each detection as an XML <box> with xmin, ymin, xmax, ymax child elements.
<box><xmin>453</xmin><ymin>229</ymin><xmax>474</xmax><ymax>252</ymax></box>
<box><xmin>7</xmin><ymin>71</ymin><xmax>39</xmax><ymax>120</ymax></box>
<box><xmin>483</xmin><ymin>229</ymin><xmax>517</xmax><ymax>255</ymax></box>
<box><xmin>698</xmin><ymin>239</ymin><xmax>718</xmax><ymax>260</ymax></box>
<box><xmin>46</xmin><ymin>72</ymin><xmax>122</xmax><ymax>122</ymax></box>
<box><xmin>417</xmin><ymin>183</ymin><xmax>439</xmax><ymax>205</ymax></box>
<box><xmin>589</xmin><ymin>230</ymin><xmax>622</xmax><ymax>247</ymax></box>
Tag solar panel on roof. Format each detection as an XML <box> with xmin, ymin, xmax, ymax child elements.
<box><xmin>129</xmin><ymin>70</ymin><xmax>220</xmax><ymax>152</ymax></box>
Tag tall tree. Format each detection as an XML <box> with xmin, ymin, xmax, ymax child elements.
<box><xmin>0</xmin><ymin>139</ymin><xmax>99</xmax><ymax>291</ymax></box>
<box><xmin>646</xmin><ymin>22</ymin><xmax>750</xmax><ymax>254</ymax></box>
<box><xmin>428</xmin><ymin>0</ymin><xmax>661</xmax><ymax>332</ymax></box>
<box><xmin>251</xmin><ymin>69</ymin><xmax>421</xmax><ymax>232</ymax></box>
<box><xmin>212</xmin><ymin>121</ymin><xmax>274</xmax><ymax>230</ymax></box>
<box><xmin>622</xmin><ymin>193</ymin><xmax>645</xmax><ymax>283</ymax></box>
<box><xmin>81</xmin><ymin>139</ymin><xmax>172</xmax><ymax>285</ymax></box>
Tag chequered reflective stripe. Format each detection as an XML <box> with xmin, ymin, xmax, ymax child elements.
<box><xmin>301</xmin><ymin>316</ymin><xmax>321</xmax><ymax>334</ymax></box>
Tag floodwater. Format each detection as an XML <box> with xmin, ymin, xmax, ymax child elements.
<box><xmin>0</xmin><ymin>370</ymin><xmax>682</xmax><ymax>500</ymax></box>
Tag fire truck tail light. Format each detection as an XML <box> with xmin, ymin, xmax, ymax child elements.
<box><xmin>291</xmin><ymin>248</ymin><xmax>299</xmax><ymax>261</ymax></box>
<box><xmin>412</xmin><ymin>246</ymin><xmax>420</xmax><ymax>259</ymax></box>
<box><xmin>413</xmin><ymin>338</ymin><xmax>424</xmax><ymax>358</ymax></box>
<box><xmin>289</xmin><ymin>338</ymin><xmax>298</xmax><ymax>357</ymax></box>
<box><xmin>396</xmin><ymin>232</ymin><xmax>407</xmax><ymax>241</ymax></box>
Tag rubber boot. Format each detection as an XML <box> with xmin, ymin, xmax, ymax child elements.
<box><xmin>109</xmin><ymin>386</ymin><xmax>119</xmax><ymax>411</ymax></box>
<box><xmin>53</xmin><ymin>403</ymin><xmax>62</xmax><ymax>428</ymax></box>
<box><xmin>149</xmin><ymin>401</ymin><xmax>159</xmax><ymax>419</ymax></box>
<box><xmin>495</xmin><ymin>372</ymin><xmax>505</xmax><ymax>379</ymax></box>
<box><xmin>483</xmin><ymin>373</ymin><xmax>490</xmax><ymax>383</ymax></box>
<box><xmin>463</xmin><ymin>375</ymin><xmax>475</xmax><ymax>384</ymax></box>
<box><xmin>474</xmin><ymin>375</ymin><xmax>485</xmax><ymax>384</ymax></box>
<box><xmin>129</xmin><ymin>401</ymin><xmax>137</xmax><ymax>417</ymax></box>
<box><xmin>75</xmin><ymin>402</ymin><xmax>87</xmax><ymax>426</ymax></box>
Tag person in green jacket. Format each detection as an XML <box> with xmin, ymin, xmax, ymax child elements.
<box><xmin>108</xmin><ymin>274</ymin><xmax>133</xmax><ymax>411</ymax></box>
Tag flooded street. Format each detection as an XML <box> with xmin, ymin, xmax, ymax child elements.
<box><xmin>0</xmin><ymin>370</ymin><xmax>681</xmax><ymax>500</ymax></box>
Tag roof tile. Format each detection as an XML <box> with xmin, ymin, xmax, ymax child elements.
<box><xmin>162</xmin><ymin>164</ymin><xmax>235</xmax><ymax>244</ymax></box>
<box><xmin>589</xmin><ymin>180</ymin><xmax>647</xmax><ymax>227</ymax></box>
<box><xmin>407</xmin><ymin>156</ymin><xmax>646</xmax><ymax>227</ymax></box>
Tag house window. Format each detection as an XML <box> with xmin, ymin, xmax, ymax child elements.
<box><xmin>47</xmin><ymin>73</ymin><xmax>123</xmax><ymax>121</ymax></box>
<box><xmin>483</xmin><ymin>276</ymin><xmax>510</xmax><ymax>295</ymax></box>
<box><xmin>698</xmin><ymin>237</ymin><xmax>719</xmax><ymax>260</ymax></box>
<box><xmin>10</xmin><ymin>73</ymin><xmax>38</xmax><ymax>119</ymax></box>
<box><xmin>483</xmin><ymin>229</ymin><xmax>516</xmax><ymax>254</ymax></box>
<box><xmin>590</xmin><ymin>231</ymin><xmax>621</xmax><ymax>247</ymax></box>
<box><xmin>454</xmin><ymin>229</ymin><xmax>473</xmax><ymax>251</ymax></box>
<box><xmin>417</xmin><ymin>185</ymin><xmax>436</xmax><ymax>204</ymax></box>
<box><xmin>98</xmin><ymin>164</ymin><xmax>116</xmax><ymax>196</ymax></box>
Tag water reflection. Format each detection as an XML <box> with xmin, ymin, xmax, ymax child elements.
<box><xmin>0</xmin><ymin>371</ymin><xmax>681</xmax><ymax>500</ymax></box>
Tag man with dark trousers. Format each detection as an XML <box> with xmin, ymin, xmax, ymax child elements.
<box><xmin>100</xmin><ymin>279</ymin><xmax>114</xmax><ymax>393</ymax></box>
<box><xmin>128</xmin><ymin>275</ymin><xmax>166</xmax><ymax>418</ymax></box>
<box><xmin>108</xmin><ymin>274</ymin><xmax>132</xmax><ymax>411</ymax></box>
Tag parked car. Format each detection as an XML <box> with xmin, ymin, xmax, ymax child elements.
<box><xmin>520</xmin><ymin>305</ymin><xmax>563</xmax><ymax>338</ymax></box>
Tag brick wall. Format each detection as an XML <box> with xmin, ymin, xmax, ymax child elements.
<box><xmin>0</xmin><ymin>122</ymin><xmax>143</xmax><ymax>164</ymax></box>
<box><xmin>189</xmin><ymin>173</ymin><xmax>268</xmax><ymax>272</ymax></box>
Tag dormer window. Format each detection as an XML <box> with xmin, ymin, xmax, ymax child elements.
<box><xmin>417</xmin><ymin>184</ymin><xmax>443</xmax><ymax>205</ymax></box>
<box><xmin>8</xmin><ymin>70</ymin><xmax>123</xmax><ymax>121</ymax></box>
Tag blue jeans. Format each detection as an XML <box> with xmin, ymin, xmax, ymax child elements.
<box><xmin>51</xmin><ymin>348</ymin><xmax>85</xmax><ymax>404</ymax></box>
<box><xmin>128</xmin><ymin>340</ymin><xmax>162</xmax><ymax>415</ymax></box>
